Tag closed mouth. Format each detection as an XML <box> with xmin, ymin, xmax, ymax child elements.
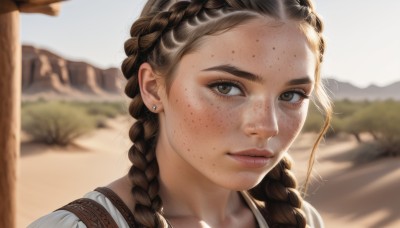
<box><xmin>228</xmin><ymin>149</ymin><xmax>274</xmax><ymax>158</ymax></box>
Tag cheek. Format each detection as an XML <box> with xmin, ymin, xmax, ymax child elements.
<box><xmin>279</xmin><ymin>107</ymin><xmax>308</xmax><ymax>140</ymax></box>
<box><xmin>180</xmin><ymin>97</ymin><xmax>235</xmax><ymax>137</ymax></box>
<box><xmin>168</xmin><ymin>91</ymin><xmax>237</xmax><ymax>150</ymax></box>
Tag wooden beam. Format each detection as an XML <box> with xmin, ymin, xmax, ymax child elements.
<box><xmin>19</xmin><ymin>2</ymin><xmax>61</xmax><ymax>16</ymax></box>
<box><xmin>14</xmin><ymin>0</ymin><xmax>64</xmax><ymax>5</ymax></box>
<box><xmin>0</xmin><ymin>0</ymin><xmax>20</xmax><ymax>227</ymax></box>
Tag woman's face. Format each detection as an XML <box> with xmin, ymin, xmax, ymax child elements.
<box><xmin>157</xmin><ymin>18</ymin><xmax>316</xmax><ymax>190</ymax></box>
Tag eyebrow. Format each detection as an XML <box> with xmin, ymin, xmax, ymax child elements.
<box><xmin>202</xmin><ymin>64</ymin><xmax>264</xmax><ymax>83</ymax></box>
<box><xmin>286</xmin><ymin>77</ymin><xmax>313</xmax><ymax>86</ymax></box>
<box><xmin>202</xmin><ymin>64</ymin><xmax>313</xmax><ymax>86</ymax></box>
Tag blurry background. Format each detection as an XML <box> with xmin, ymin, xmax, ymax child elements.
<box><xmin>18</xmin><ymin>0</ymin><xmax>400</xmax><ymax>227</ymax></box>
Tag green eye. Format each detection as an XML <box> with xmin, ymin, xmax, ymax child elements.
<box><xmin>280</xmin><ymin>92</ymin><xmax>295</xmax><ymax>101</ymax></box>
<box><xmin>210</xmin><ymin>82</ymin><xmax>243</xmax><ymax>96</ymax></box>
<box><xmin>217</xmin><ymin>84</ymin><xmax>233</xmax><ymax>94</ymax></box>
<box><xmin>279</xmin><ymin>91</ymin><xmax>308</xmax><ymax>103</ymax></box>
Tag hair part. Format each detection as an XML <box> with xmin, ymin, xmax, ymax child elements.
<box><xmin>122</xmin><ymin>0</ymin><xmax>332</xmax><ymax>227</ymax></box>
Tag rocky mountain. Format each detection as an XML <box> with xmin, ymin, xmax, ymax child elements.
<box><xmin>324</xmin><ymin>78</ymin><xmax>400</xmax><ymax>101</ymax></box>
<box><xmin>22</xmin><ymin>45</ymin><xmax>125</xmax><ymax>100</ymax></box>
<box><xmin>22</xmin><ymin>45</ymin><xmax>399</xmax><ymax>101</ymax></box>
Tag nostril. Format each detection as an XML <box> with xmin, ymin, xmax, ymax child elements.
<box><xmin>244</xmin><ymin>123</ymin><xmax>279</xmax><ymax>139</ymax></box>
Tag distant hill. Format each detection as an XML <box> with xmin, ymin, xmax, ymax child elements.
<box><xmin>22</xmin><ymin>45</ymin><xmax>399</xmax><ymax>101</ymax></box>
<box><xmin>22</xmin><ymin>45</ymin><xmax>125</xmax><ymax>101</ymax></box>
<box><xmin>324</xmin><ymin>78</ymin><xmax>400</xmax><ymax>101</ymax></box>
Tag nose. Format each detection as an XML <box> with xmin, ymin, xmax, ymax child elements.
<box><xmin>243</xmin><ymin>100</ymin><xmax>279</xmax><ymax>140</ymax></box>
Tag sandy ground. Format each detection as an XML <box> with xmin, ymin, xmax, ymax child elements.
<box><xmin>18</xmin><ymin>117</ymin><xmax>400</xmax><ymax>228</ymax></box>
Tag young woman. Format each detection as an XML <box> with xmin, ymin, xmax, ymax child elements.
<box><xmin>29</xmin><ymin>0</ymin><xmax>331</xmax><ymax>227</ymax></box>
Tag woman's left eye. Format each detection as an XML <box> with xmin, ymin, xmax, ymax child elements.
<box><xmin>209</xmin><ymin>82</ymin><xmax>243</xmax><ymax>96</ymax></box>
<box><xmin>279</xmin><ymin>91</ymin><xmax>308</xmax><ymax>103</ymax></box>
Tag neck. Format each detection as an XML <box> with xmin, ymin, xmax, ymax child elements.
<box><xmin>156</xmin><ymin>143</ymin><xmax>243</xmax><ymax>224</ymax></box>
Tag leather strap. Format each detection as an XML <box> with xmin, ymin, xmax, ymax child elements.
<box><xmin>95</xmin><ymin>187</ymin><xmax>136</xmax><ymax>227</ymax></box>
<box><xmin>57</xmin><ymin>198</ymin><xmax>119</xmax><ymax>228</ymax></box>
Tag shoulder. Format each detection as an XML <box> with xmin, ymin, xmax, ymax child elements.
<box><xmin>28</xmin><ymin>190</ymin><xmax>131</xmax><ymax>228</ymax></box>
<box><xmin>302</xmin><ymin>201</ymin><xmax>325</xmax><ymax>228</ymax></box>
<box><xmin>28</xmin><ymin>209</ymin><xmax>85</xmax><ymax>228</ymax></box>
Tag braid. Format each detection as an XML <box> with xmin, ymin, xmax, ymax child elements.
<box><xmin>122</xmin><ymin>1</ymin><xmax>229</xmax><ymax>227</ymax></box>
<box><xmin>250</xmin><ymin>155</ymin><xmax>307</xmax><ymax>228</ymax></box>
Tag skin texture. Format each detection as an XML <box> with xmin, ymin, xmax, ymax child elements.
<box><xmin>110</xmin><ymin>17</ymin><xmax>316</xmax><ymax>227</ymax></box>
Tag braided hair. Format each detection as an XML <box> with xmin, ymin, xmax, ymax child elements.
<box><xmin>121</xmin><ymin>0</ymin><xmax>332</xmax><ymax>227</ymax></box>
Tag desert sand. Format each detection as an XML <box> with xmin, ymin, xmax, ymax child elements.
<box><xmin>18</xmin><ymin>117</ymin><xmax>400</xmax><ymax>228</ymax></box>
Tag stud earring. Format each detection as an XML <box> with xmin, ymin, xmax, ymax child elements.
<box><xmin>152</xmin><ymin>105</ymin><xmax>157</xmax><ymax>111</ymax></box>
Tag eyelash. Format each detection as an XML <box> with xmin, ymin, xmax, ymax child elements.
<box><xmin>207</xmin><ymin>80</ymin><xmax>245</xmax><ymax>97</ymax></box>
<box><xmin>279</xmin><ymin>89</ymin><xmax>310</xmax><ymax>106</ymax></box>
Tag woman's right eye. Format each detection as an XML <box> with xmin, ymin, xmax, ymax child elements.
<box><xmin>209</xmin><ymin>82</ymin><xmax>243</xmax><ymax>96</ymax></box>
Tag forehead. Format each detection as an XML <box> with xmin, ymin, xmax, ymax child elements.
<box><xmin>202</xmin><ymin>17</ymin><xmax>313</xmax><ymax>56</ymax></box>
<box><xmin>180</xmin><ymin>17</ymin><xmax>316</xmax><ymax>78</ymax></box>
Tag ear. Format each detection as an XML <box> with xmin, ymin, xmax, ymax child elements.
<box><xmin>138</xmin><ymin>63</ymin><xmax>164</xmax><ymax>113</ymax></box>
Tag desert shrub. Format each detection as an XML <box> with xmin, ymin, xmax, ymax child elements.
<box><xmin>70</xmin><ymin>101</ymin><xmax>127</xmax><ymax>118</ymax></box>
<box><xmin>327</xmin><ymin>100</ymin><xmax>372</xmax><ymax>141</ymax></box>
<box><xmin>22</xmin><ymin>102</ymin><xmax>96</xmax><ymax>146</ymax></box>
<box><xmin>333</xmin><ymin>99</ymin><xmax>370</xmax><ymax>119</ymax></box>
<box><xmin>346</xmin><ymin>101</ymin><xmax>400</xmax><ymax>157</ymax></box>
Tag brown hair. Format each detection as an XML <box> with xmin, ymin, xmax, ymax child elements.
<box><xmin>121</xmin><ymin>0</ymin><xmax>332</xmax><ymax>227</ymax></box>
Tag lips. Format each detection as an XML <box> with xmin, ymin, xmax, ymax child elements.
<box><xmin>229</xmin><ymin>149</ymin><xmax>274</xmax><ymax>158</ymax></box>
<box><xmin>227</xmin><ymin>149</ymin><xmax>274</xmax><ymax>168</ymax></box>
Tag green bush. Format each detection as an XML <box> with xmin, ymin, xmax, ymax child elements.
<box><xmin>298</xmin><ymin>99</ymin><xmax>400</xmax><ymax>160</ymax></box>
<box><xmin>22</xmin><ymin>102</ymin><xmax>96</xmax><ymax>146</ymax></box>
<box><xmin>69</xmin><ymin>101</ymin><xmax>127</xmax><ymax>118</ymax></box>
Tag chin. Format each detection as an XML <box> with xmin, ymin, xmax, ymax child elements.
<box><xmin>219</xmin><ymin>173</ymin><xmax>265</xmax><ymax>191</ymax></box>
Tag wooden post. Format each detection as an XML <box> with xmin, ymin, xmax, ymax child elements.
<box><xmin>0</xmin><ymin>0</ymin><xmax>20</xmax><ymax>227</ymax></box>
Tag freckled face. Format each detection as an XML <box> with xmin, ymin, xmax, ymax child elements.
<box><xmin>157</xmin><ymin>18</ymin><xmax>316</xmax><ymax>190</ymax></box>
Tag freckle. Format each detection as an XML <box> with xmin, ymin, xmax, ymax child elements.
<box><xmin>190</xmin><ymin>112</ymin><xmax>193</xmax><ymax>115</ymax></box>
<box><xmin>232</xmin><ymin>50</ymin><xmax>235</xmax><ymax>54</ymax></box>
<box><xmin>294</xmin><ymin>54</ymin><xmax>297</xmax><ymax>58</ymax></box>
<box><xmin>278</xmin><ymin>57</ymin><xmax>280</xmax><ymax>60</ymax></box>
<box><xmin>252</xmin><ymin>55</ymin><xmax>256</xmax><ymax>58</ymax></box>
<box><xmin>200</xmin><ymin>156</ymin><xmax>203</xmax><ymax>160</ymax></box>
<box><xmin>211</xmin><ymin>54</ymin><xmax>214</xmax><ymax>57</ymax></box>
<box><xmin>192</xmin><ymin>120</ymin><xmax>195</xmax><ymax>123</ymax></box>
<box><xmin>175</xmin><ymin>99</ymin><xmax>178</xmax><ymax>103</ymax></box>
<box><xmin>187</xmin><ymin>104</ymin><xmax>191</xmax><ymax>108</ymax></box>
<box><xmin>256</xmin><ymin>39</ymin><xmax>259</xmax><ymax>42</ymax></box>
<box><xmin>205</xmin><ymin>125</ymin><xmax>208</xmax><ymax>128</ymax></box>
<box><xmin>212</xmin><ymin>163</ymin><xmax>216</xmax><ymax>167</ymax></box>
<box><xmin>272</xmin><ymin>47</ymin><xmax>276</xmax><ymax>50</ymax></box>
<box><xmin>184</xmin><ymin>88</ymin><xmax>188</xmax><ymax>91</ymax></box>
<box><xmin>212</xmin><ymin>147</ymin><xmax>216</xmax><ymax>150</ymax></box>
<box><xmin>187</xmin><ymin>148</ymin><xmax>191</xmax><ymax>152</ymax></box>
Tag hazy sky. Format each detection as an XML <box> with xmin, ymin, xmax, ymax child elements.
<box><xmin>21</xmin><ymin>0</ymin><xmax>400</xmax><ymax>88</ymax></box>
